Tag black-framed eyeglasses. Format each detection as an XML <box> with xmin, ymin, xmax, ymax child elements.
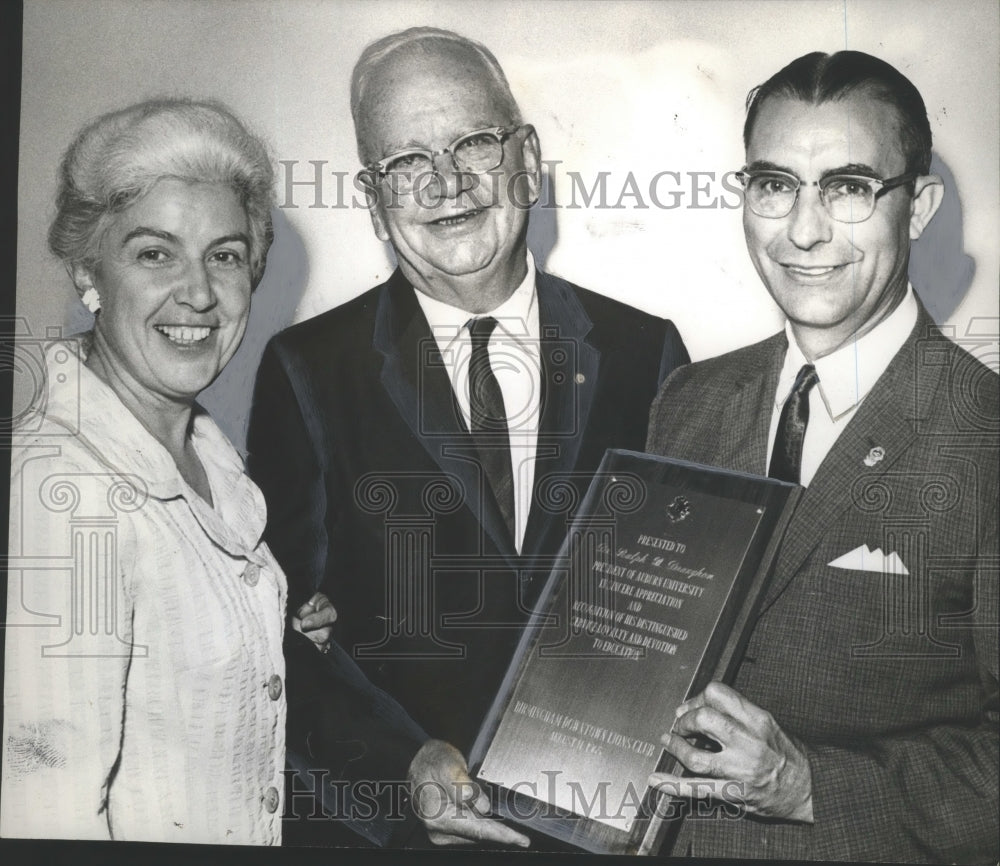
<box><xmin>359</xmin><ymin>126</ymin><xmax>522</xmax><ymax>194</ymax></box>
<box><xmin>734</xmin><ymin>168</ymin><xmax>917</xmax><ymax>224</ymax></box>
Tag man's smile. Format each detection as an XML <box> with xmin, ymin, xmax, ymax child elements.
<box><xmin>775</xmin><ymin>261</ymin><xmax>857</xmax><ymax>282</ymax></box>
<box><xmin>427</xmin><ymin>207</ymin><xmax>486</xmax><ymax>227</ymax></box>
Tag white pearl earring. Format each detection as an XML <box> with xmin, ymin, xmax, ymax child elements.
<box><xmin>81</xmin><ymin>287</ymin><xmax>101</xmax><ymax>313</ymax></box>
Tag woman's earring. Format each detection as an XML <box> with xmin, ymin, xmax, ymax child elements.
<box><xmin>81</xmin><ymin>287</ymin><xmax>101</xmax><ymax>313</ymax></box>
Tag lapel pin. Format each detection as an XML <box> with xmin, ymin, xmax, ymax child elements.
<box><xmin>863</xmin><ymin>446</ymin><xmax>885</xmax><ymax>467</ymax></box>
<box><xmin>574</xmin><ymin>373</ymin><xmax>586</xmax><ymax>384</ymax></box>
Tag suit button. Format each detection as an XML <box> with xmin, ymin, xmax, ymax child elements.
<box><xmin>263</xmin><ymin>786</ymin><xmax>280</xmax><ymax>813</ymax></box>
<box><xmin>243</xmin><ymin>563</ymin><xmax>260</xmax><ymax>587</ymax></box>
<box><xmin>267</xmin><ymin>674</ymin><xmax>283</xmax><ymax>701</ymax></box>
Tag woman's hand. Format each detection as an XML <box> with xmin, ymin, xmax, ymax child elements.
<box><xmin>291</xmin><ymin>592</ymin><xmax>337</xmax><ymax>652</ymax></box>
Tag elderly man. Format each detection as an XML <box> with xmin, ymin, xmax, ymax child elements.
<box><xmin>646</xmin><ymin>51</ymin><xmax>998</xmax><ymax>862</ymax></box>
<box><xmin>248</xmin><ymin>27</ymin><xmax>687</xmax><ymax>846</ymax></box>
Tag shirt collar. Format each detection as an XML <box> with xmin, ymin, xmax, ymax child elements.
<box><xmin>414</xmin><ymin>252</ymin><xmax>538</xmax><ymax>352</ymax></box>
<box><xmin>777</xmin><ymin>285</ymin><xmax>919</xmax><ymax>420</ymax></box>
<box><xmin>39</xmin><ymin>339</ymin><xmax>268</xmax><ymax>559</ymax></box>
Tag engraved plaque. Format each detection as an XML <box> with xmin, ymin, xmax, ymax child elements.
<box><xmin>471</xmin><ymin>450</ymin><xmax>802</xmax><ymax>854</ymax></box>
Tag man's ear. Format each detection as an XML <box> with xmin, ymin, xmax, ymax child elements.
<box><xmin>909</xmin><ymin>174</ymin><xmax>944</xmax><ymax>240</ymax></box>
<box><xmin>357</xmin><ymin>166</ymin><xmax>391</xmax><ymax>242</ymax></box>
<box><xmin>368</xmin><ymin>196</ymin><xmax>391</xmax><ymax>243</ymax></box>
<box><xmin>519</xmin><ymin>125</ymin><xmax>541</xmax><ymax>206</ymax></box>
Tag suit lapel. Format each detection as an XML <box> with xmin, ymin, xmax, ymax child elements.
<box><xmin>761</xmin><ymin>311</ymin><xmax>940</xmax><ymax>607</ymax></box>
<box><xmin>521</xmin><ymin>273</ymin><xmax>600</xmax><ymax>558</ymax></box>
<box><xmin>373</xmin><ymin>271</ymin><xmax>517</xmax><ymax>560</ymax></box>
<box><xmin>714</xmin><ymin>334</ymin><xmax>786</xmax><ymax>475</ymax></box>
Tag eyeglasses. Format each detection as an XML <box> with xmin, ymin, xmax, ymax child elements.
<box><xmin>734</xmin><ymin>169</ymin><xmax>917</xmax><ymax>224</ymax></box>
<box><xmin>360</xmin><ymin>126</ymin><xmax>521</xmax><ymax>194</ymax></box>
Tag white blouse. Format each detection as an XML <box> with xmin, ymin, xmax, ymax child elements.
<box><xmin>2</xmin><ymin>340</ymin><xmax>287</xmax><ymax>844</ymax></box>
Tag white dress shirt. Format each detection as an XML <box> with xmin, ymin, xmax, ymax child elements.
<box><xmin>767</xmin><ymin>287</ymin><xmax>919</xmax><ymax>487</ymax></box>
<box><xmin>414</xmin><ymin>254</ymin><xmax>541</xmax><ymax>552</ymax></box>
<box><xmin>2</xmin><ymin>340</ymin><xmax>286</xmax><ymax>844</ymax></box>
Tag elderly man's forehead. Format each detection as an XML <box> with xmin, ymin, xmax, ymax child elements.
<box><xmin>366</xmin><ymin>42</ymin><xmax>503</xmax><ymax>103</ymax></box>
<box><xmin>356</xmin><ymin>42</ymin><xmax>516</xmax><ymax>160</ymax></box>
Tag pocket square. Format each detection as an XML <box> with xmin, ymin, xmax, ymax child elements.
<box><xmin>828</xmin><ymin>544</ymin><xmax>909</xmax><ymax>575</ymax></box>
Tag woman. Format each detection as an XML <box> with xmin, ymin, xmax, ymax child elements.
<box><xmin>1</xmin><ymin>98</ymin><xmax>331</xmax><ymax>844</ymax></box>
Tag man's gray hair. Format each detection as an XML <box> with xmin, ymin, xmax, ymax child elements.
<box><xmin>350</xmin><ymin>27</ymin><xmax>523</xmax><ymax>164</ymax></box>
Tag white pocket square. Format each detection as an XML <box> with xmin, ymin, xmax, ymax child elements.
<box><xmin>828</xmin><ymin>544</ymin><xmax>909</xmax><ymax>575</ymax></box>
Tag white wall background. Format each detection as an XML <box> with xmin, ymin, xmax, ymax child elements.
<box><xmin>17</xmin><ymin>0</ymin><xmax>999</xmax><ymax>447</ymax></box>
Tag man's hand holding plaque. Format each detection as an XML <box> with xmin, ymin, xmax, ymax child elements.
<box><xmin>409</xmin><ymin>740</ymin><xmax>531</xmax><ymax>848</ymax></box>
<box><xmin>648</xmin><ymin>682</ymin><xmax>814</xmax><ymax>822</ymax></box>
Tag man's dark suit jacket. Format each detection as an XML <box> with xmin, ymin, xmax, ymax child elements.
<box><xmin>646</xmin><ymin>303</ymin><xmax>998</xmax><ymax>864</ymax></box>
<box><xmin>248</xmin><ymin>267</ymin><xmax>687</xmax><ymax>764</ymax></box>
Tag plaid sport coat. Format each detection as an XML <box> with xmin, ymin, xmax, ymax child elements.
<box><xmin>646</xmin><ymin>304</ymin><xmax>998</xmax><ymax>863</ymax></box>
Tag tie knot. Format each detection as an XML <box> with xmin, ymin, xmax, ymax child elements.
<box><xmin>468</xmin><ymin>316</ymin><xmax>499</xmax><ymax>346</ymax></box>
<box><xmin>793</xmin><ymin>364</ymin><xmax>819</xmax><ymax>397</ymax></box>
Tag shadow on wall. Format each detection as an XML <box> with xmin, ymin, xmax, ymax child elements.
<box><xmin>910</xmin><ymin>153</ymin><xmax>975</xmax><ymax>324</ymax></box>
<box><xmin>527</xmin><ymin>170</ymin><xmax>559</xmax><ymax>269</ymax></box>
<box><xmin>200</xmin><ymin>208</ymin><xmax>309</xmax><ymax>453</ymax></box>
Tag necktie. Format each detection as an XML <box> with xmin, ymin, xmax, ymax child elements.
<box><xmin>768</xmin><ymin>363</ymin><xmax>820</xmax><ymax>484</ymax></box>
<box><xmin>467</xmin><ymin>317</ymin><xmax>516</xmax><ymax>541</ymax></box>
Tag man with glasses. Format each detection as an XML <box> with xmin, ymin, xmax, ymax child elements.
<box><xmin>644</xmin><ymin>51</ymin><xmax>998</xmax><ymax>862</ymax></box>
<box><xmin>248</xmin><ymin>27</ymin><xmax>687</xmax><ymax>847</ymax></box>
